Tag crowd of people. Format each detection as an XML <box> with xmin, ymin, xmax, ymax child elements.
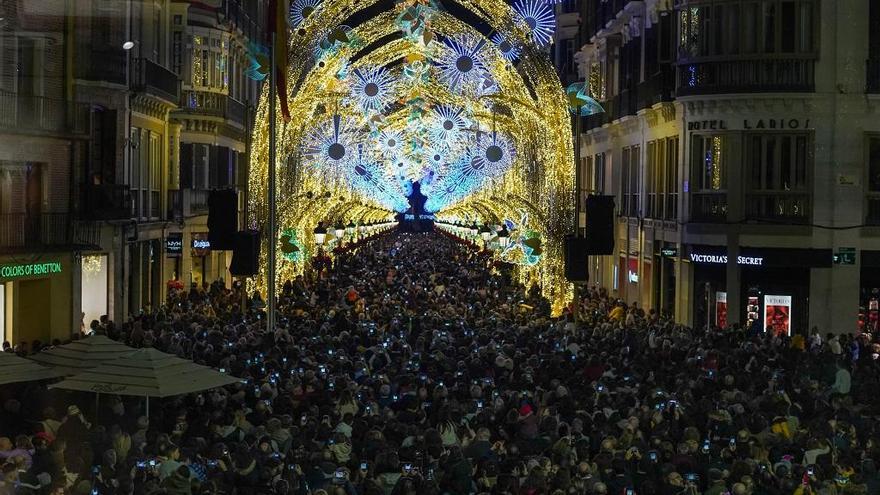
<box><xmin>1</xmin><ymin>229</ymin><xmax>880</xmax><ymax>495</ymax></box>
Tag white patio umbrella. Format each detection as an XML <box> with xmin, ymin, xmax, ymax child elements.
<box><xmin>48</xmin><ymin>347</ymin><xmax>242</xmax><ymax>417</ymax></box>
<box><xmin>0</xmin><ymin>351</ymin><xmax>67</xmax><ymax>385</ymax></box>
<box><xmin>28</xmin><ymin>334</ymin><xmax>137</xmax><ymax>375</ymax></box>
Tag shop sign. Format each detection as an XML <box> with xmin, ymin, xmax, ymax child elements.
<box><xmin>833</xmin><ymin>247</ymin><xmax>856</xmax><ymax>265</ymax></box>
<box><xmin>661</xmin><ymin>247</ymin><xmax>678</xmax><ymax>257</ymax></box>
<box><xmin>192</xmin><ymin>233</ymin><xmax>211</xmax><ymax>256</ymax></box>
<box><xmin>715</xmin><ymin>292</ymin><xmax>728</xmax><ymax>329</ymax></box>
<box><xmin>689</xmin><ymin>253</ymin><xmax>764</xmax><ymax>266</ymax></box>
<box><xmin>743</xmin><ymin>118</ymin><xmax>810</xmax><ymax>130</ymax></box>
<box><xmin>165</xmin><ymin>233</ymin><xmax>183</xmax><ymax>257</ymax></box>
<box><xmin>627</xmin><ymin>257</ymin><xmax>639</xmax><ymax>284</ymax></box>
<box><xmin>0</xmin><ymin>261</ymin><xmax>62</xmax><ymax>281</ymax></box>
<box><xmin>688</xmin><ymin>120</ymin><xmax>727</xmax><ymax>131</ymax></box>
<box><xmin>688</xmin><ymin>119</ymin><xmax>812</xmax><ymax>132</ymax></box>
<box><xmin>764</xmin><ymin>295</ymin><xmax>792</xmax><ymax>336</ymax></box>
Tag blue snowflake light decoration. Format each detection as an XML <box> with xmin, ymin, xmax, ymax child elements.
<box><xmin>435</xmin><ymin>34</ymin><xmax>489</xmax><ymax>92</ymax></box>
<box><xmin>491</xmin><ymin>33</ymin><xmax>521</xmax><ymax>62</ymax></box>
<box><xmin>289</xmin><ymin>0</ymin><xmax>320</xmax><ymax>28</ymax></box>
<box><xmin>350</xmin><ymin>66</ymin><xmax>397</xmax><ymax>113</ymax></box>
<box><xmin>376</xmin><ymin>129</ymin><xmax>404</xmax><ymax>159</ymax></box>
<box><xmin>514</xmin><ymin>0</ymin><xmax>556</xmax><ymax>47</ymax></box>
<box><xmin>302</xmin><ymin>114</ymin><xmax>359</xmax><ymax>169</ymax></box>
<box><xmin>468</xmin><ymin>131</ymin><xmax>515</xmax><ymax>178</ymax></box>
<box><xmin>429</xmin><ymin>105</ymin><xmax>470</xmax><ymax>147</ymax></box>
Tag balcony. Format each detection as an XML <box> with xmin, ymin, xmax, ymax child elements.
<box><xmin>180</xmin><ymin>90</ymin><xmax>247</xmax><ymax>125</ymax></box>
<box><xmin>745</xmin><ymin>192</ymin><xmax>811</xmax><ymax>224</ymax></box>
<box><xmin>676</xmin><ymin>58</ymin><xmax>815</xmax><ymax>96</ymax></box>
<box><xmin>637</xmin><ymin>67</ymin><xmax>675</xmax><ymax>109</ymax></box>
<box><xmin>132</xmin><ymin>58</ymin><xmax>180</xmax><ymax>103</ymax></box>
<box><xmin>80</xmin><ymin>48</ymin><xmax>127</xmax><ymax>85</ymax></box>
<box><xmin>174</xmin><ymin>189</ymin><xmax>210</xmax><ymax>218</ymax></box>
<box><xmin>0</xmin><ymin>90</ymin><xmax>90</xmax><ymax>135</ymax></box>
<box><xmin>0</xmin><ymin>213</ymin><xmax>73</xmax><ymax>250</ymax></box>
<box><xmin>691</xmin><ymin>192</ymin><xmax>728</xmax><ymax>223</ymax></box>
<box><xmin>81</xmin><ymin>184</ymin><xmax>132</xmax><ymax>221</ymax></box>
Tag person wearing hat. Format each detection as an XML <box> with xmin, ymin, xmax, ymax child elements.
<box><xmin>56</xmin><ymin>405</ymin><xmax>91</xmax><ymax>446</ymax></box>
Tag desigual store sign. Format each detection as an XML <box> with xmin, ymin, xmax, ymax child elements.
<box><xmin>0</xmin><ymin>261</ymin><xmax>63</xmax><ymax>281</ymax></box>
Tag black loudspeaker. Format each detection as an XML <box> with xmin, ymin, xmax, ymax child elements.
<box><xmin>565</xmin><ymin>237</ymin><xmax>589</xmax><ymax>282</ymax></box>
<box><xmin>230</xmin><ymin>230</ymin><xmax>260</xmax><ymax>276</ymax></box>
<box><xmin>208</xmin><ymin>189</ymin><xmax>238</xmax><ymax>250</ymax></box>
<box><xmin>586</xmin><ymin>195</ymin><xmax>615</xmax><ymax>255</ymax></box>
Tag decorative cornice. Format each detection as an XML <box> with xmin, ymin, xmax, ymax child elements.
<box><xmin>682</xmin><ymin>95</ymin><xmax>815</xmax><ymax>117</ymax></box>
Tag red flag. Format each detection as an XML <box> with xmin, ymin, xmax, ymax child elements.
<box><xmin>268</xmin><ymin>0</ymin><xmax>291</xmax><ymax>122</ymax></box>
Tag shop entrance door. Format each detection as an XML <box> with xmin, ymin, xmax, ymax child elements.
<box><xmin>16</xmin><ymin>278</ymin><xmax>50</xmax><ymax>346</ymax></box>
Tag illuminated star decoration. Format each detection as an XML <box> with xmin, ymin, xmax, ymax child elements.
<box><xmin>429</xmin><ymin>105</ymin><xmax>470</xmax><ymax>148</ymax></box>
<box><xmin>289</xmin><ymin>0</ymin><xmax>320</xmax><ymax>28</ymax></box>
<box><xmin>566</xmin><ymin>82</ymin><xmax>605</xmax><ymax>116</ymax></box>
<box><xmin>435</xmin><ymin>34</ymin><xmax>489</xmax><ymax>92</ymax></box>
<box><xmin>302</xmin><ymin>114</ymin><xmax>359</xmax><ymax>169</ymax></box>
<box><xmin>491</xmin><ymin>33</ymin><xmax>521</xmax><ymax>62</ymax></box>
<box><xmin>513</xmin><ymin>0</ymin><xmax>556</xmax><ymax>47</ymax></box>
<box><xmin>349</xmin><ymin>66</ymin><xmax>397</xmax><ymax>113</ymax></box>
<box><xmin>280</xmin><ymin>228</ymin><xmax>305</xmax><ymax>262</ymax></box>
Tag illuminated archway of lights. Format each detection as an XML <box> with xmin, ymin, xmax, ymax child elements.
<box><xmin>249</xmin><ymin>0</ymin><xmax>574</xmax><ymax>314</ymax></box>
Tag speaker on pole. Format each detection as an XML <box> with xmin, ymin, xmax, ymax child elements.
<box><xmin>564</xmin><ymin>237</ymin><xmax>589</xmax><ymax>282</ymax></box>
<box><xmin>230</xmin><ymin>230</ymin><xmax>260</xmax><ymax>276</ymax></box>
<box><xmin>208</xmin><ymin>189</ymin><xmax>238</xmax><ymax>250</ymax></box>
<box><xmin>586</xmin><ymin>195</ymin><xmax>615</xmax><ymax>255</ymax></box>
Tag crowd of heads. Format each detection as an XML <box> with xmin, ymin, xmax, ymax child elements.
<box><xmin>1</xmin><ymin>230</ymin><xmax>880</xmax><ymax>495</ymax></box>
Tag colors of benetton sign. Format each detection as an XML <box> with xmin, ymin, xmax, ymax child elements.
<box><xmin>0</xmin><ymin>261</ymin><xmax>62</xmax><ymax>280</ymax></box>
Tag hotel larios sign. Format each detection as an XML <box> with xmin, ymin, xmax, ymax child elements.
<box><xmin>687</xmin><ymin>119</ymin><xmax>811</xmax><ymax>131</ymax></box>
<box><xmin>0</xmin><ymin>261</ymin><xmax>63</xmax><ymax>281</ymax></box>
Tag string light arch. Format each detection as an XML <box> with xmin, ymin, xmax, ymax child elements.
<box><xmin>249</xmin><ymin>0</ymin><xmax>574</xmax><ymax>314</ymax></box>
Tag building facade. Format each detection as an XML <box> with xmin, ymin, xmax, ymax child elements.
<box><xmin>574</xmin><ymin>0</ymin><xmax>880</xmax><ymax>335</ymax></box>
<box><xmin>0</xmin><ymin>0</ymin><xmax>263</xmax><ymax>347</ymax></box>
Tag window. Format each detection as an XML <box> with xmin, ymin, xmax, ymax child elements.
<box><xmin>646</xmin><ymin>137</ymin><xmax>680</xmax><ymax>220</ymax></box>
<box><xmin>867</xmin><ymin>137</ymin><xmax>880</xmax><ymax>225</ymax></box>
<box><xmin>621</xmin><ymin>145</ymin><xmax>641</xmax><ymax>217</ymax></box>
<box><xmin>745</xmin><ymin>133</ymin><xmax>811</xmax><ymax>221</ymax></box>
<box><xmin>678</xmin><ymin>0</ymin><xmax>816</xmax><ymax>60</ymax></box>
<box><xmin>593</xmin><ymin>152</ymin><xmax>606</xmax><ymax>194</ymax></box>
<box><xmin>690</xmin><ymin>135</ymin><xmax>727</xmax><ymax>221</ymax></box>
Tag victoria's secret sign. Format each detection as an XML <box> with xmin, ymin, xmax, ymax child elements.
<box><xmin>688</xmin><ymin>118</ymin><xmax>811</xmax><ymax>131</ymax></box>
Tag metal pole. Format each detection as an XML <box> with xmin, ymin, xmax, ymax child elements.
<box><xmin>573</xmin><ymin>107</ymin><xmax>582</xmax><ymax>322</ymax></box>
<box><xmin>267</xmin><ymin>32</ymin><xmax>277</xmax><ymax>334</ymax></box>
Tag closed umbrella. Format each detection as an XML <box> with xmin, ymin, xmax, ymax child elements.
<box><xmin>28</xmin><ymin>335</ymin><xmax>137</xmax><ymax>374</ymax></box>
<box><xmin>48</xmin><ymin>348</ymin><xmax>242</xmax><ymax>417</ymax></box>
<box><xmin>0</xmin><ymin>352</ymin><xmax>66</xmax><ymax>385</ymax></box>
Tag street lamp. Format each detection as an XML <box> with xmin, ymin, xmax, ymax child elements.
<box><xmin>314</xmin><ymin>222</ymin><xmax>327</xmax><ymax>246</ymax></box>
<box><xmin>480</xmin><ymin>224</ymin><xmax>492</xmax><ymax>242</ymax></box>
<box><xmin>334</xmin><ymin>223</ymin><xmax>345</xmax><ymax>239</ymax></box>
<box><xmin>498</xmin><ymin>225</ymin><xmax>510</xmax><ymax>248</ymax></box>
<box><xmin>346</xmin><ymin>221</ymin><xmax>356</xmax><ymax>238</ymax></box>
